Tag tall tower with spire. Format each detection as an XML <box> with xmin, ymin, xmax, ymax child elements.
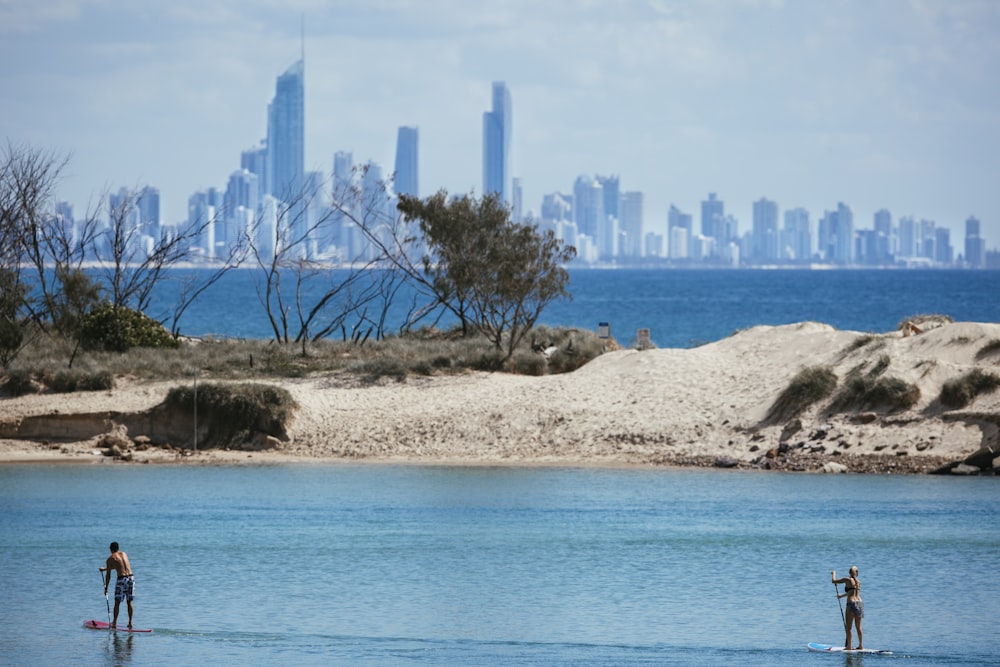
<box><xmin>482</xmin><ymin>81</ymin><xmax>511</xmax><ymax>204</ymax></box>
<box><xmin>266</xmin><ymin>40</ymin><xmax>304</xmax><ymax>204</ymax></box>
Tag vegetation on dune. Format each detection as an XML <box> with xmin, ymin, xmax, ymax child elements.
<box><xmin>827</xmin><ymin>353</ymin><xmax>920</xmax><ymax>413</ymax></box>
<box><xmin>164</xmin><ymin>383</ymin><xmax>297</xmax><ymax>449</ymax></box>
<box><xmin>939</xmin><ymin>369</ymin><xmax>1000</xmax><ymax>409</ymax></box>
<box><xmin>764</xmin><ymin>365</ymin><xmax>838</xmax><ymax>424</ymax></box>
<box><xmin>975</xmin><ymin>339</ymin><xmax>1000</xmax><ymax>361</ymax></box>
<box><xmin>0</xmin><ymin>324</ymin><xmax>610</xmax><ymax>397</ymax></box>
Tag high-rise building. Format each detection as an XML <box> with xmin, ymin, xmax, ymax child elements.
<box><xmin>394</xmin><ymin>126</ymin><xmax>418</xmax><ymax>198</ymax></box>
<box><xmin>898</xmin><ymin>216</ymin><xmax>916</xmax><ymax>258</ymax></box>
<box><xmin>668</xmin><ymin>205</ymin><xmax>693</xmax><ymax>259</ymax></box>
<box><xmin>752</xmin><ymin>197</ymin><xmax>779</xmax><ymax>262</ymax></box>
<box><xmin>241</xmin><ymin>142</ymin><xmax>268</xmax><ymax>201</ymax></box>
<box><xmin>482</xmin><ymin>81</ymin><xmax>512</xmax><ymax>203</ymax></box>
<box><xmin>619</xmin><ymin>191</ymin><xmax>644</xmax><ymax>259</ymax></box>
<box><xmin>934</xmin><ymin>227</ymin><xmax>953</xmax><ymax>264</ymax></box>
<box><xmin>267</xmin><ymin>59</ymin><xmax>305</xmax><ymax>203</ymax></box>
<box><xmin>573</xmin><ymin>176</ymin><xmax>604</xmax><ymax>241</ymax></box>
<box><xmin>597</xmin><ymin>175</ymin><xmax>620</xmax><ymax>220</ymax></box>
<box><xmin>701</xmin><ymin>193</ymin><xmax>725</xmax><ymax>254</ymax></box>
<box><xmin>833</xmin><ymin>203</ymin><xmax>854</xmax><ymax>264</ymax></box>
<box><xmin>782</xmin><ymin>207</ymin><xmax>811</xmax><ymax>262</ymax></box>
<box><xmin>965</xmin><ymin>216</ymin><xmax>985</xmax><ymax>268</ymax></box>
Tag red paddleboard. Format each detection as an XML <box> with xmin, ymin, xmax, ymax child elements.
<box><xmin>84</xmin><ymin>619</ymin><xmax>152</xmax><ymax>633</ymax></box>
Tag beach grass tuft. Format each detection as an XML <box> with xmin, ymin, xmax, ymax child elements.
<box><xmin>764</xmin><ymin>365</ymin><xmax>838</xmax><ymax>424</ymax></box>
<box><xmin>975</xmin><ymin>339</ymin><xmax>1000</xmax><ymax>361</ymax></box>
<box><xmin>829</xmin><ymin>372</ymin><xmax>920</xmax><ymax>413</ymax></box>
<box><xmin>939</xmin><ymin>369</ymin><xmax>1000</xmax><ymax>409</ymax></box>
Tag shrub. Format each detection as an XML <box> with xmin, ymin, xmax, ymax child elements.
<box><xmin>79</xmin><ymin>304</ymin><xmax>179</xmax><ymax>353</ymax></box>
<box><xmin>867</xmin><ymin>355</ymin><xmax>890</xmax><ymax>379</ymax></box>
<box><xmin>473</xmin><ymin>352</ymin><xmax>506</xmax><ymax>372</ymax></box>
<box><xmin>898</xmin><ymin>314</ymin><xmax>953</xmax><ymax>329</ymax></box>
<box><xmin>3</xmin><ymin>369</ymin><xmax>36</xmax><ymax>397</ymax></box>
<box><xmin>164</xmin><ymin>382</ymin><xmax>297</xmax><ymax>449</ymax></box>
<box><xmin>829</xmin><ymin>373</ymin><xmax>920</xmax><ymax>413</ymax></box>
<box><xmin>765</xmin><ymin>366</ymin><xmax>838</xmax><ymax>424</ymax></box>
<box><xmin>355</xmin><ymin>357</ymin><xmax>407</xmax><ymax>384</ymax></box>
<box><xmin>976</xmin><ymin>339</ymin><xmax>1000</xmax><ymax>361</ymax></box>
<box><xmin>507</xmin><ymin>350</ymin><xmax>547</xmax><ymax>376</ymax></box>
<box><xmin>44</xmin><ymin>369</ymin><xmax>115</xmax><ymax>393</ymax></box>
<box><xmin>843</xmin><ymin>334</ymin><xmax>879</xmax><ymax>355</ymax></box>
<box><xmin>940</xmin><ymin>369</ymin><xmax>1000</xmax><ymax>409</ymax></box>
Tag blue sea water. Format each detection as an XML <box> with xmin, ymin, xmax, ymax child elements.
<box><xmin>143</xmin><ymin>268</ymin><xmax>1000</xmax><ymax>346</ymax></box>
<box><xmin>0</xmin><ymin>465</ymin><xmax>998</xmax><ymax>666</ymax></box>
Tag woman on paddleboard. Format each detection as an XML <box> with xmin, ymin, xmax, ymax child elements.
<box><xmin>832</xmin><ymin>566</ymin><xmax>863</xmax><ymax>650</ymax></box>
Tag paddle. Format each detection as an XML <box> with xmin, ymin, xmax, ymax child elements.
<box><xmin>833</xmin><ymin>579</ymin><xmax>847</xmax><ymax>634</ymax></box>
<box><xmin>100</xmin><ymin>568</ymin><xmax>111</xmax><ymax>626</ymax></box>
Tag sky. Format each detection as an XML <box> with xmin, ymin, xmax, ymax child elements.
<box><xmin>3</xmin><ymin>0</ymin><xmax>999</xmax><ymax>250</ymax></box>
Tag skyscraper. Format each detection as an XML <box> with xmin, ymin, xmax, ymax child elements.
<box><xmin>619</xmin><ymin>191</ymin><xmax>644</xmax><ymax>259</ymax></box>
<box><xmin>701</xmin><ymin>193</ymin><xmax>725</xmax><ymax>254</ymax></box>
<box><xmin>394</xmin><ymin>126</ymin><xmax>419</xmax><ymax>198</ymax></box>
<box><xmin>483</xmin><ymin>82</ymin><xmax>512</xmax><ymax>203</ymax></box>
<box><xmin>752</xmin><ymin>197</ymin><xmax>779</xmax><ymax>261</ymax></box>
<box><xmin>267</xmin><ymin>59</ymin><xmax>304</xmax><ymax>202</ymax></box>
<box><xmin>965</xmin><ymin>216</ymin><xmax>985</xmax><ymax>268</ymax></box>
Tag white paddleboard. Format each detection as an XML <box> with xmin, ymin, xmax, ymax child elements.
<box><xmin>808</xmin><ymin>642</ymin><xmax>891</xmax><ymax>655</ymax></box>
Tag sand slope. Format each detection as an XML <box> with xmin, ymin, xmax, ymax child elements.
<box><xmin>2</xmin><ymin>321</ymin><xmax>999</xmax><ymax>471</ymax></box>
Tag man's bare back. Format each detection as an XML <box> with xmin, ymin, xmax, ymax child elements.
<box><xmin>105</xmin><ymin>550</ymin><xmax>133</xmax><ymax>577</ymax></box>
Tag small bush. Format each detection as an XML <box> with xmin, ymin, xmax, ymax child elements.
<box><xmin>44</xmin><ymin>369</ymin><xmax>114</xmax><ymax>393</ymax></box>
<box><xmin>507</xmin><ymin>350</ymin><xmax>547</xmax><ymax>376</ymax></box>
<box><xmin>164</xmin><ymin>382</ymin><xmax>297</xmax><ymax>449</ymax></box>
<box><xmin>940</xmin><ymin>369</ymin><xmax>1000</xmax><ymax>409</ymax></box>
<box><xmin>867</xmin><ymin>355</ymin><xmax>890</xmax><ymax>379</ymax></box>
<box><xmin>79</xmin><ymin>304</ymin><xmax>179</xmax><ymax>353</ymax></box>
<box><xmin>473</xmin><ymin>352</ymin><xmax>506</xmax><ymax>372</ymax></box>
<box><xmin>843</xmin><ymin>334</ymin><xmax>879</xmax><ymax>355</ymax></box>
<box><xmin>976</xmin><ymin>339</ymin><xmax>1000</xmax><ymax>361</ymax></box>
<box><xmin>898</xmin><ymin>314</ymin><xmax>954</xmax><ymax>329</ymax></box>
<box><xmin>355</xmin><ymin>358</ymin><xmax>407</xmax><ymax>384</ymax></box>
<box><xmin>829</xmin><ymin>373</ymin><xmax>920</xmax><ymax>413</ymax></box>
<box><xmin>765</xmin><ymin>366</ymin><xmax>838</xmax><ymax>424</ymax></box>
<box><xmin>3</xmin><ymin>369</ymin><xmax>36</xmax><ymax>397</ymax></box>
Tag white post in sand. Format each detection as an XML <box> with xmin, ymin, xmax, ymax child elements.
<box><xmin>193</xmin><ymin>369</ymin><xmax>198</xmax><ymax>453</ymax></box>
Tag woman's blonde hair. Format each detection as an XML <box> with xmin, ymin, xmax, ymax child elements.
<box><xmin>849</xmin><ymin>566</ymin><xmax>859</xmax><ymax>576</ymax></box>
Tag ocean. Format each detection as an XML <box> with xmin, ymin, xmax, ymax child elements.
<box><xmin>143</xmin><ymin>268</ymin><xmax>1000</xmax><ymax>347</ymax></box>
<box><xmin>3</xmin><ymin>269</ymin><xmax>998</xmax><ymax>665</ymax></box>
<box><xmin>0</xmin><ymin>465</ymin><xmax>998</xmax><ymax>666</ymax></box>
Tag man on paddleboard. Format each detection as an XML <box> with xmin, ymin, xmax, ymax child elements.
<box><xmin>100</xmin><ymin>542</ymin><xmax>135</xmax><ymax>629</ymax></box>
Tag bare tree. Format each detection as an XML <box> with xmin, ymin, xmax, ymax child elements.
<box><xmin>244</xmin><ymin>162</ymin><xmax>428</xmax><ymax>353</ymax></box>
<box><xmin>93</xmin><ymin>187</ymin><xmax>246</xmax><ymax>336</ymax></box>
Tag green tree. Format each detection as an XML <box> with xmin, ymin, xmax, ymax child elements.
<box><xmin>398</xmin><ymin>190</ymin><xmax>576</xmax><ymax>361</ymax></box>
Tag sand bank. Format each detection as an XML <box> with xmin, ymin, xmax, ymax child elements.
<box><xmin>2</xmin><ymin>321</ymin><xmax>999</xmax><ymax>473</ymax></box>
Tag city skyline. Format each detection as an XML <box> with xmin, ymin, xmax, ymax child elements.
<box><xmin>2</xmin><ymin>1</ymin><xmax>999</xmax><ymax>249</ymax></box>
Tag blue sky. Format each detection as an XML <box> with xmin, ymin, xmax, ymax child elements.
<box><xmin>3</xmin><ymin>0</ymin><xmax>998</xmax><ymax>249</ymax></box>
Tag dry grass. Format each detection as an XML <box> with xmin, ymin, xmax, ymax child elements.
<box><xmin>1</xmin><ymin>325</ymin><xmax>610</xmax><ymax>396</ymax></box>
<box><xmin>763</xmin><ymin>365</ymin><xmax>838</xmax><ymax>425</ymax></box>
<box><xmin>939</xmin><ymin>369</ymin><xmax>1000</xmax><ymax>409</ymax></box>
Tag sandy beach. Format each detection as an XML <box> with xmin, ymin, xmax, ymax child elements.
<box><xmin>2</xmin><ymin>320</ymin><xmax>999</xmax><ymax>473</ymax></box>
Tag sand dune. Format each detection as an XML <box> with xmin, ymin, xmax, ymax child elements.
<box><xmin>2</xmin><ymin>320</ymin><xmax>999</xmax><ymax>473</ymax></box>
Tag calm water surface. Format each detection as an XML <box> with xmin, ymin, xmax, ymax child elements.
<box><xmin>144</xmin><ymin>268</ymin><xmax>1000</xmax><ymax>346</ymax></box>
<box><xmin>1</xmin><ymin>464</ymin><xmax>998</xmax><ymax>666</ymax></box>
